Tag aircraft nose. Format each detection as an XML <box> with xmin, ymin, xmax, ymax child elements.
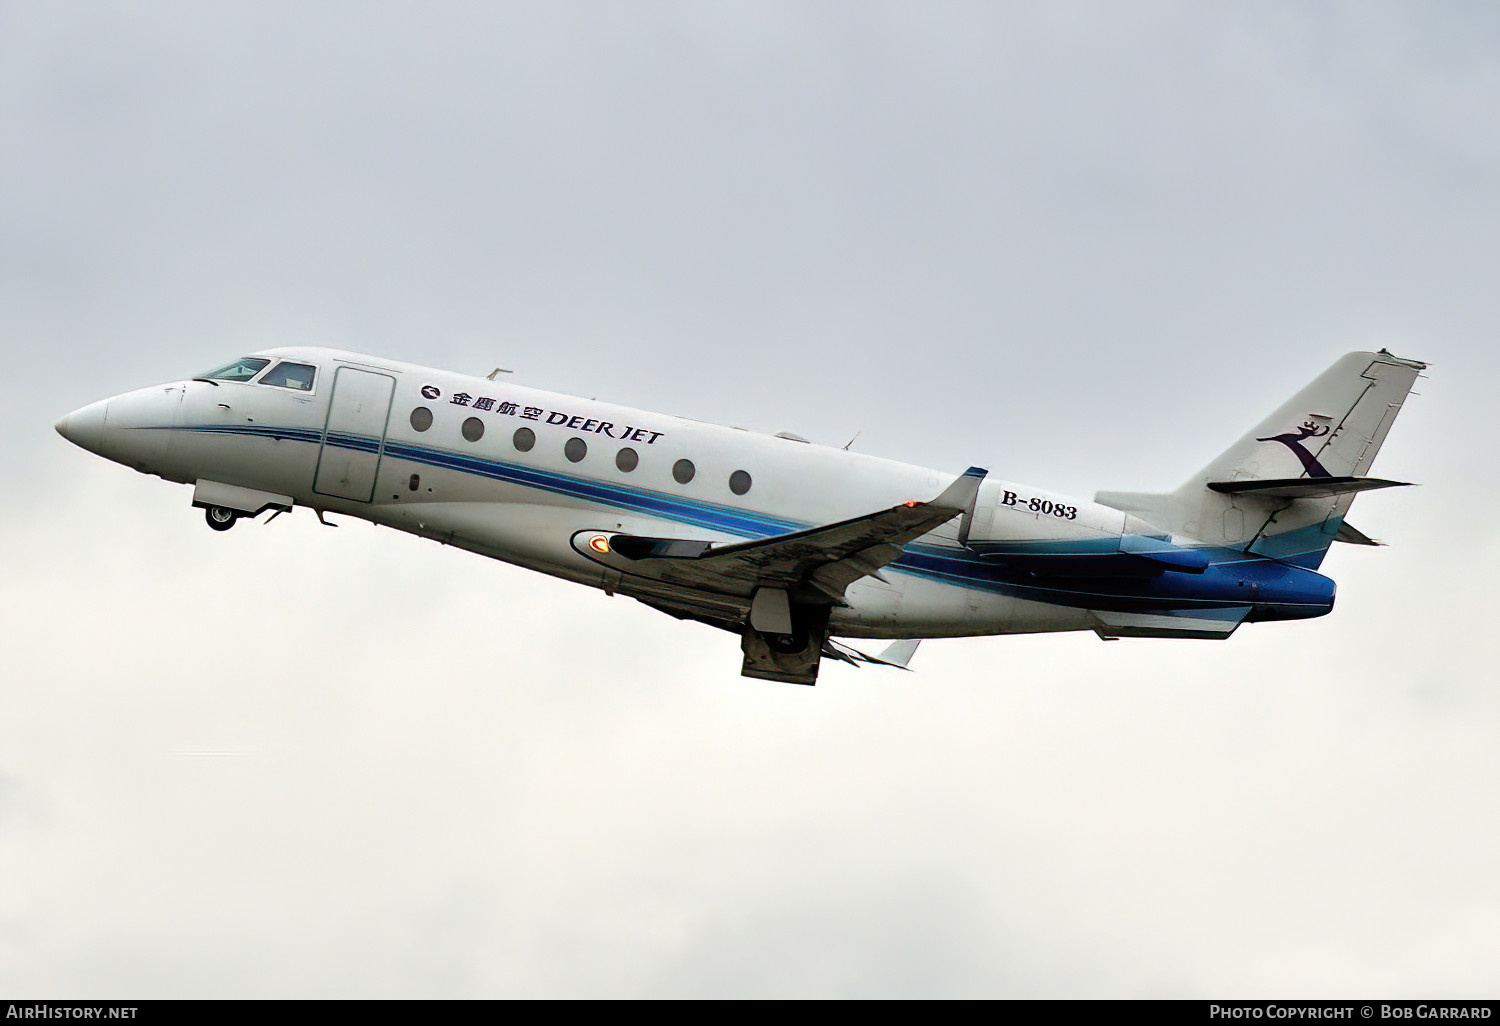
<box><xmin>55</xmin><ymin>399</ymin><xmax>109</xmax><ymax>455</ymax></box>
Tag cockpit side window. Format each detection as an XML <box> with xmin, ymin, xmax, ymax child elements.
<box><xmin>199</xmin><ymin>357</ymin><xmax>270</xmax><ymax>382</ymax></box>
<box><xmin>258</xmin><ymin>361</ymin><xmax>317</xmax><ymax>391</ymax></box>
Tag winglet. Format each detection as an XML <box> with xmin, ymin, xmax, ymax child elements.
<box><xmin>932</xmin><ymin>466</ymin><xmax>987</xmax><ymax>511</ymax></box>
<box><xmin>935</xmin><ymin>467</ymin><xmax>987</xmax><ymax>547</ymax></box>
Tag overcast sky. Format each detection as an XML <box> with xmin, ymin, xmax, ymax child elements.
<box><xmin>3</xmin><ymin>1</ymin><xmax>1497</xmax><ymax>998</ymax></box>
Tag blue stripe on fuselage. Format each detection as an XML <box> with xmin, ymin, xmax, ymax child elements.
<box><xmin>169</xmin><ymin>423</ymin><xmax>1333</xmax><ymax>614</ymax></box>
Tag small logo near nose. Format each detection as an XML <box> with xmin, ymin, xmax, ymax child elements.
<box><xmin>420</xmin><ymin>385</ymin><xmax>441</xmax><ymax>400</ymax></box>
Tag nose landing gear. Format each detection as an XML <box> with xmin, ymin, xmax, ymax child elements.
<box><xmin>193</xmin><ymin>483</ymin><xmax>294</xmax><ymax>533</ymax></box>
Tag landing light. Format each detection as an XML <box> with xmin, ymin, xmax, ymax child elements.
<box><xmin>589</xmin><ymin>535</ymin><xmax>611</xmax><ymax>554</ymax></box>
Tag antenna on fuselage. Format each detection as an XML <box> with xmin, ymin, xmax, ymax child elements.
<box><xmin>842</xmin><ymin>430</ymin><xmax>861</xmax><ymax>451</ymax></box>
<box><xmin>486</xmin><ymin>368</ymin><xmax>513</xmax><ymax>381</ymax></box>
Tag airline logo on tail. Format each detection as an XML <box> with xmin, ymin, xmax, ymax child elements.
<box><xmin>1257</xmin><ymin>419</ymin><xmax>1333</xmax><ymax>479</ymax></box>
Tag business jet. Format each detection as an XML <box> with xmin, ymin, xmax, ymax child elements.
<box><xmin>55</xmin><ymin>347</ymin><xmax>1424</xmax><ymax>684</ymax></box>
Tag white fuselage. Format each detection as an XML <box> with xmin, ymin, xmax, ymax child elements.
<box><xmin>58</xmin><ymin>346</ymin><xmax>1143</xmax><ymax>640</ymax></box>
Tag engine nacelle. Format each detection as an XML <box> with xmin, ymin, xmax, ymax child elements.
<box><xmin>961</xmin><ymin>479</ymin><xmax>1204</xmax><ymax>577</ymax></box>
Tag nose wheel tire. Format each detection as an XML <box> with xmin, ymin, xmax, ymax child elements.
<box><xmin>205</xmin><ymin>506</ymin><xmax>238</xmax><ymax>532</ymax></box>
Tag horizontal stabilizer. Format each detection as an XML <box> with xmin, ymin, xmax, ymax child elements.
<box><xmin>1207</xmin><ymin>476</ymin><xmax>1411</xmax><ymax>499</ymax></box>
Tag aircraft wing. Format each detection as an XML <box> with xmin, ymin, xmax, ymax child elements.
<box><xmin>586</xmin><ymin>467</ymin><xmax>987</xmax><ymax>603</ymax></box>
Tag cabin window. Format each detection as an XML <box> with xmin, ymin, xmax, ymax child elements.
<box><xmin>615</xmin><ymin>447</ymin><xmax>638</xmax><ymax>472</ymax></box>
<box><xmin>410</xmin><ymin>407</ymin><xmax>433</xmax><ymax>432</ymax></box>
<box><xmin>565</xmin><ymin>437</ymin><xmax>587</xmax><ymax>463</ymax></box>
<box><xmin>259</xmin><ymin>361</ymin><xmax>317</xmax><ymax>391</ymax></box>
<box><xmin>408</xmin><ymin>474</ymin><xmax>420</xmax><ymax>491</ymax></box>
<box><xmin>198</xmin><ymin>357</ymin><xmax>269</xmax><ymax>382</ymax></box>
<box><xmin>729</xmin><ymin>470</ymin><xmax>752</xmax><ymax>496</ymax></box>
<box><xmin>673</xmin><ymin>459</ymin><xmax>696</xmax><ymax>485</ymax></box>
<box><xmin>513</xmin><ymin>427</ymin><xmax>536</xmax><ymax>452</ymax></box>
<box><xmin>462</xmin><ymin>417</ymin><xmax>485</xmax><ymax>442</ymax></box>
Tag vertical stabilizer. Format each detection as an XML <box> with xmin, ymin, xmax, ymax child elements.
<box><xmin>1096</xmin><ymin>350</ymin><xmax>1424</xmax><ymax>568</ymax></box>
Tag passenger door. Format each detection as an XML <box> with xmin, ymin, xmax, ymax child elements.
<box><xmin>314</xmin><ymin>366</ymin><xmax>396</xmax><ymax>503</ymax></box>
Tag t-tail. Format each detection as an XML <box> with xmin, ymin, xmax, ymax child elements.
<box><xmin>1096</xmin><ymin>350</ymin><xmax>1426</xmax><ymax>569</ymax></box>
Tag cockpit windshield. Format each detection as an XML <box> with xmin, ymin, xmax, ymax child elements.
<box><xmin>194</xmin><ymin>357</ymin><xmax>318</xmax><ymax>392</ymax></box>
<box><xmin>199</xmin><ymin>357</ymin><xmax>271</xmax><ymax>382</ymax></box>
<box><xmin>259</xmin><ymin>361</ymin><xmax>316</xmax><ymax>391</ymax></box>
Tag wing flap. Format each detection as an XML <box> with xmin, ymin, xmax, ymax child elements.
<box><xmin>824</xmin><ymin>638</ymin><xmax>922</xmax><ymax>670</ymax></box>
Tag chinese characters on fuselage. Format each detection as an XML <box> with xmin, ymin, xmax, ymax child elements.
<box><xmin>444</xmin><ymin>390</ymin><xmax>664</xmax><ymax>444</ymax></box>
